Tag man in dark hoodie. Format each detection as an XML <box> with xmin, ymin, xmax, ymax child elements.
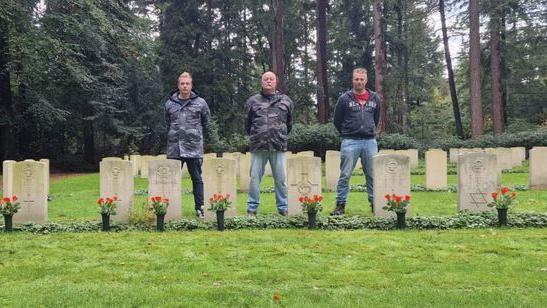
<box><xmin>244</xmin><ymin>71</ymin><xmax>294</xmax><ymax>216</ymax></box>
<box><xmin>165</xmin><ymin>72</ymin><xmax>211</xmax><ymax>218</ymax></box>
<box><xmin>331</xmin><ymin>67</ymin><xmax>382</xmax><ymax>215</ymax></box>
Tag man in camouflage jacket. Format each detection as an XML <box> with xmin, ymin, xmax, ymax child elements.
<box><xmin>165</xmin><ymin>72</ymin><xmax>211</xmax><ymax>218</ymax></box>
<box><xmin>244</xmin><ymin>71</ymin><xmax>294</xmax><ymax>216</ymax></box>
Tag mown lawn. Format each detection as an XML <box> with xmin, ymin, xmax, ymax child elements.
<box><xmin>0</xmin><ymin>229</ymin><xmax>545</xmax><ymax>307</ymax></box>
<box><xmin>1</xmin><ymin>165</ymin><xmax>546</xmax><ymax>307</ymax></box>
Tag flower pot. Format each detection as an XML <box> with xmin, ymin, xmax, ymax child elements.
<box><xmin>216</xmin><ymin>210</ymin><xmax>225</xmax><ymax>231</ymax></box>
<box><xmin>156</xmin><ymin>214</ymin><xmax>166</xmax><ymax>232</ymax></box>
<box><xmin>497</xmin><ymin>208</ymin><xmax>508</xmax><ymax>226</ymax></box>
<box><xmin>3</xmin><ymin>214</ymin><xmax>13</xmax><ymax>232</ymax></box>
<box><xmin>307</xmin><ymin>211</ymin><xmax>317</xmax><ymax>229</ymax></box>
<box><xmin>101</xmin><ymin>213</ymin><xmax>110</xmax><ymax>231</ymax></box>
<box><xmin>396</xmin><ymin>212</ymin><xmax>406</xmax><ymax>229</ymax></box>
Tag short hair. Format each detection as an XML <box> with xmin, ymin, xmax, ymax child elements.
<box><xmin>178</xmin><ymin>72</ymin><xmax>192</xmax><ymax>82</ymax></box>
<box><xmin>353</xmin><ymin>68</ymin><xmax>368</xmax><ymax>75</ymax></box>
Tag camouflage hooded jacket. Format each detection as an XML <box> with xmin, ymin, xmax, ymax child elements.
<box><xmin>165</xmin><ymin>90</ymin><xmax>210</xmax><ymax>158</ymax></box>
<box><xmin>244</xmin><ymin>91</ymin><xmax>294</xmax><ymax>152</ymax></box>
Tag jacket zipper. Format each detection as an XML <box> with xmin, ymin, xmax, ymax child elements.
<box><xmin>358</xmin><ymin>95</ymin><xmax>371</xmax><ymax>131</ymax></box>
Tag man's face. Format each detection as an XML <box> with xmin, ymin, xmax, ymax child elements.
<box><xmin>261</xmin><ymin>72</ymin><xmax>277</xmax><ymax>93</ymax></box>
<box><xmin>352</xmin><ymin>72</ymin><xmax>367</xmax><ymax>92</ymax></box>
<box><xmin>178</xmin><ymin>77</ymin><xmax>192</xmax><ymax>95</ymax></box>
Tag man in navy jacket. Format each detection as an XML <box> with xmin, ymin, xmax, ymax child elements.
<box><xmin>332</xmin><ymin>68</ymin><xmax>382</xmax><ymax>215</ymax></box>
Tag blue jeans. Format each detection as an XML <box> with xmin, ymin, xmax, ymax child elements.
<box><xmin>336</xmin><ymin>138</ymin><xmax>378</xmax><ymax>206</ymax></box>
<box><xmin>247</xmin><ymin>151</ymin><xmax>288</xmax><ymax>213</ymax></box>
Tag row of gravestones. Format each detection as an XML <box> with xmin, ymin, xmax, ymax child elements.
<box><xmin>2</xmin><ymin>147</ymin><xmax>546</xmax><ymax>224</ymax></box>
<box><xmin>116</xmin><ymin>148</ymin><xmax>526</xmax><ymax>191</ymax></box>
<box><xmin>122</xmin><ymin>152</ymin><xmax>319</xmax><ymax>180</ymax></box>
<box><xmin>99</xmin><ymin>156</ymin><xmax>321</xmax><ymax>222</ymax></box>
<box><xmin>325</xmin><ymin>146</ymin><xmax>543</xmax><ymax>191</ymax></box>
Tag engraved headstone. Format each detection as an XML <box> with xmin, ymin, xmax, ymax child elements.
<box><xmin>238</xmin><ymin>153</ymin><xmax>251</xmax><ymax>192</ymax></box>
<box><xmin>373</xmin><ymin>154</ymin><xmax>411</xmax><ymax>218</ymax></box>
<box><xmin>457</xmin><ymin>152</ymin><xmax>499</xmax><ymax>212</ymax></box>
<box><xmin>148</xmin><ymin>159</ymin><xmax>182</xmax><ymax>221</ymax></box>
<box><xmin>12</xmin><ymin>161</ymin><xmax>48</xmax><ymax>224</ymax></box>
<box><xmin>129</xmin><ymin>155</ymin><xmax>140</xmax><ymax>177</ymax></box>
<box><xmin>287</xmin><ymin>156</ymin><xmax>322</xmax><ymax>216</ymax></box>
<box><xmin>425</xmin><ymin>149</ymin><xmax>447</xmax><ymax>190</ymax></box>
<box><xmin>102</xmin><ymin>157</ymin><xmax>122</xmax><ymax>161</ymax></box>
<box><xmin>39</xmin><ymin>159</ymin><xmax>50</xmax><ymax>195</ymax></box>
<box><xmin>325</xmin><ymin>151</ymin><xmax>340</xmax><ymax>192</ymax></box>
<box><xmin>100</xmin><ymin>160</ymin><xmax>134</xmax><ymax>222</ymax></box>
<box><xmin>139</xmin><ymin>155</ymin><xmax>155</xmax><ymax>178</ymax></box>
<box><xmin>203</xmin><ymin>158</ymin><xmax>237</xmax><ymax>220</ymax></box>
<box><xmin>2</xmin><ymin>160</ymin><xmax>16</xmax><ymax>197</ymax></box>
<box><xmin>529</xmin><ymin>147</ymin><xmax>547</xmax><ymax>190</ymax></box>
<box><xmin>510</xmin><ymin>147</ymin><xmax>525</xmax><ymax>167</ymax></box>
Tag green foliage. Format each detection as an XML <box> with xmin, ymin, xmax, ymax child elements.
<box><xmin>426</xmin><ymin>128</ymin><xmax>547</xmax><ymax>152</ymax></box>
<box><xmin>1</xmin><ymin>0</ymin><xmax>544</xmax><ymax>171</ymax></box>
<box><xmin>4</xmin><ymin>212</ymin><xmax>546</xmax><ymax>233</ymax></box>
<box><xmin>377</xmin><ymin>133</ymin><xmax>420</xmax><ymax>150</ymax></box>
<box><xmin>287</xmin><ymin>123</ymin><xmax>340</xmax><ymax>154</ymax></box>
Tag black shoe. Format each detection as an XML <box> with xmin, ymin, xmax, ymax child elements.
<box><xmin>330</xmin><ymin>204</ymin><xmax>346</xmax><ymax>216</ymax></box>
<box><xmin>196</xmin><ymin>206</ymin><xmax>204</xmax><ymax>219</ymax></box>
<box><xmin>278</xmin><ymin>210</ymin><xmax>288</xmax><ymax>217</ymax></box>
<box><xmin>247</xmin><ymin>210</ymin><xmax>257</xmax><ymax>217</ymax></box>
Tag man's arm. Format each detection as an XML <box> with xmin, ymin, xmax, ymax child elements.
<box><xmin>333</xmin><ymin>95</ymin><xmax>345</xmax><ymax>133</ymax></box>
<box><xmin>374</xmin><ymin>93</ymin><xmax>381</xmax><ymax>128</ymax></box>
<box><xmin>286</xmin><ymin>96</ymin><xmax>294</xmax><ymax>133</ymax></box>
<box><xmin>201</xmin><ymin>101</ymin><xmax>211</xmax><ymax>131</ymax></box>
<box><xmin>244</xmin><ymin>98</ymin><xmax>253</xmax><ymax>135</ymax></box>
<box><xmin>165</xmin><ymin>101</ymin><xmax>171</xmax><ymax>129</ymax></box>
<box><xmin>201</xmin><ymin>100</ymin><xmax>216</xmax><ymax>144</ymax></box>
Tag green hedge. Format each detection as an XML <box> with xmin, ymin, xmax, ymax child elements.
<box><xmin>221</xmin><ymin>124</ymin><xmax>547</xmax><ymax>155</ymax></box>
<box><xmin>5</xmin><ymin>212</ymin><xmax>546</xmax><ymax>234</ymax></box>
<box><xmin>424</xmin><ymin>129</ymin><xmax>547</xmax><ymax>153</ymax></box>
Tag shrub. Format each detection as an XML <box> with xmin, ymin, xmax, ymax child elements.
<box><xmin>5</xmin><ymin>212</ymin><xmax>546</xmax><ymax>233</ymax></box>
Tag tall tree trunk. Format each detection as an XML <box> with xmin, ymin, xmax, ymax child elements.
<box><xmin>373</xmin><ymin>0</ymin><xmax>386</xmax><ymax>133</ymax></box>
<box><xmin>316</xmin><ymin>0</ymin><xmax>329</xmax><ymax>124</ymax></box>
<box><xmin>272</xmin><ymin>0</ymin><xmax>286</xmax><ymax>93</ymax></box>
<box><xmin>0</xmin><ymin>16</ymin><xmax>17</xmax><ymax>160</ymax></box>
<box><xmin>398</xmin><ymin>0</ymin><xmax>409</xmax><ymax>133</ymax></box>
<box><xmin>469</xmin><ymin>0</ymin><xmax>483</xmax><ymax>138</ymax></box>
<box><xmin>500</xmin><ymin>10</ymin><xmax>508</xmax><ymax>127</ymax></box>
<box><xmin>439</xmin><ymin>0</ymin><xmax>464</xmax><ymax>138</ymax></box>
<box><xmin>490</xmin><ymin>8</ymin><xmax>504</xmax><ymax>135</ymax></box>
<box><xmin>83</xmin><ymin>120</ymin><xmax>95</xmax><ymax>164</ymax></box>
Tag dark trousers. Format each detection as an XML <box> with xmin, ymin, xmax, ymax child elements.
<box><xmin>177</xmin><ymin>157</ymin><xmax>204</xmax><ymax>210</ymax></box>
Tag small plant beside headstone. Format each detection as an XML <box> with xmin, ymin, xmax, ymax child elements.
<box><xmin>97</xmin><ymin>196</ymin><xmax>118</xmax><ymax>231</ymax></box>
<box><xmin>299</xmin><ymin>195</ymin><xmax>323</xmax><ymax>229</ymax></box>
<box><xmin>208</xmin><ymin>193</ymin><xmax>231</xmax><ymax>231</ymax></box>
<box><xmin>383</xmin><ymin>194</ymin><xmax>411</xmax><ymax>229</ymax></box>
<box><xmin>488</xmin><ymin>186</ymin><xmax>517</xmax><ymax>226</ymax></box>
<box><xmin>150</xmin><ymin>196</ymin><xmax>169</xmax><ymax>232</ymax></box>
<box><xmin>1</xmin><ymin>196</ymin><xmax>21</xmax><ymax>232</ymax></box>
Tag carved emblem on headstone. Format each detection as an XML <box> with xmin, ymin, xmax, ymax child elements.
<box><xmin>112</xmin><ymin>167</ymin><xmax>121</xmax><ymax>179</ymax></box>
<box><xmin>291</xmin><ymin>172</ymin><xmax>318</xmax><ymax>196</ymax></box>
<box><xmin>386</xmin><ymin>160</ymin><xmax>400</xmax><ymax>174</ymax></box>
<box><xmin>156</xmin><ymin>166</ymin><xmax>173</xmax><ymax>184</ymax></box>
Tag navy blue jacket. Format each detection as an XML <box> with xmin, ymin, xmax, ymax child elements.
<box><xmin>333</xmin><ymin>89</ymin><xmax>381</xmax><ymax>139</ymax></box>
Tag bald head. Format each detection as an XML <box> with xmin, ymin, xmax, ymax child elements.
<box><xmin>261</xmin><ymin>71</ymin><xmax>277</xmax><ymax>95</ymax></box>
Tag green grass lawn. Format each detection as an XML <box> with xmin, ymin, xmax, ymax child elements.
<box><xmin>1</xmin><ymin>166</ymin><xmax>546</xmax><ymax>307</ymax></box>
<box><xmin>41</xmin><ymin>170</ymin><xmax>547</xmax><ymax>222</ymax></box>
<box><xmin>0</xmin><ymin>229</ymin><xmax>545</xmax><ymax>307</ymax></box>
